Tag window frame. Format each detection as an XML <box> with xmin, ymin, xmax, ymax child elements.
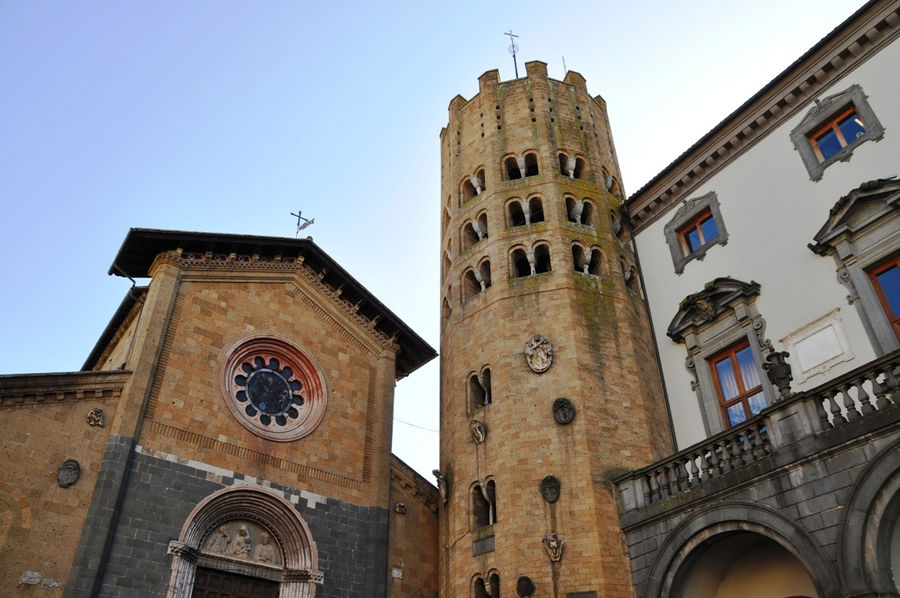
<box><xmin>663</xmin><ymin>191</ymin><xmax>728</xmax><ymax>274</ymax></box>
<box><xmin>709</xmin><ymin>340</ymin><xmax>767</xmax><ymax>428</ymax></box>
<box><xmin>868</xmin><ymin>254</ymin><xmax>900</xmax><ymax>343</ymax></box>
<box><xmin>790</xmin><ymin>84</ymin><xmax>884</xmax><ymax>181</ymax></box>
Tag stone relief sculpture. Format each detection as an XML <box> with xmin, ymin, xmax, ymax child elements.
<box><xmin>207</xmin><ymin>526</ymin><xmax>230</xmax><ymax>553</ymax></box>
<box><xmin>552</xmin><ymin>398</ymin><xmax>575</xmax><ymax>425</ymax></box>
<box><xmin>253</xmin><ymin>532</ymin><xmax>278</xmax><ymax>564</ymax></box>
<box><xmin>540</xmin><ymin>476</ymin><xmax>561</xmax><ymax>503</ymax></box>
<box><xmin>525</xmin><ymin>334</ymin><xmax>553</xmax><ymax>373</ymax></box>
<box><xmin>230</xmin><ymin>525</ymin><xmax>252</xmax><ymax>558</ymax></box>
<box><xmin>470</xmin><ymin>419</ymin><xmax>487</xmax><ymax>444</ymax></box>
<box><xmin>57</xmin><ymin>459</ymin><xmax>81</xmax><ymax>488</ymax></box>
<box><xmin>542</xmin><ymin>531</ymin><xmax>564</xmax><ymax>562</ymax></box>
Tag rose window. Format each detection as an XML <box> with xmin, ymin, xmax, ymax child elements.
<box><xmin>222</xmin><ymin>336</ymin><xmax>327</xmax><ymax>441</ymax></box>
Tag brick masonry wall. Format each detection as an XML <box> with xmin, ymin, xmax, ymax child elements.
<box><xmin>0</xmin><ymin>381</ymin><xmax>120</xmax><ymax>596</ymax></box>
<box><xmin>387</xmin><ymin>457</ymin><xmax>439</xmax><ymax>598</ymax></box>
<box><xmin>94</xmin><ymin>448</ymin><xmax>390</xmax><ymax>598</ymax></box>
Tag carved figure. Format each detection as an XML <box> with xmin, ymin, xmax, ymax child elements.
<box><xmin>394</xmin><ymin>502</ymin><xmax>407</xmax><ymax>514</ymax></box>
<box><xmin>86</xmin><ymin>408</ymin><xmax>104</xmax><ymax>427</ymax></box>
<box><xmin>552</xmin><ymin>398</ymin><xmax>575</xmax><ymax>425</ymax></box>
<box><xmin>230</xmin><ymin>525</ymin><xmax>252</xmax><ymax>558</ymax></box>
<box><xmin>542</xmin><ymin>531</ymin><xmax>564</xmax><ymax>562</ymax></box>
<box><xmin>208</xmin><ymin>525</ymin><xmax>230</xmax><ymax>553</ymax></box>
<box><xmin>763</xmin><ymin>351</ymin><xmax>793</xmax><ymax>400</ymax></box>
<box><xmin>516</xmin><ymin>576</ymin><xmax>536</xmax><ymax>597</ymax></box>
<box><xmin>540</xmin><ymin>476</ymin><xmax>561</xmax><ymax>503</ymax></box>
<box><xmin>469</xmin><ymin>419</ymin><xmax>487</xmax><ymax>444</ymax></box>
<box><xmin>57</xmin><ymin>459</ymin><xmax>81</xmax><ymax>488</ymax></box>
<box><xmin>19</xmin><ymin>571</ymin><xmax>42</xmax><ymax>586</ymax></box>
<box><xmin>253</xmin><ymin>532</ymin><xmax>278</xmax><ymax>564</ymax></box>
<box><xmin>433</xmin><ymin>469</ymin><xmax>448</xmax><ymax>505</ymax></box>
<box><xmin>525</xmin><ymin>334</ymin><xmax>553</xmax><ymax>373</ymax></box>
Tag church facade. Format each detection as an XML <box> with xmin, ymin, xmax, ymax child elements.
<box><xmin>1</xmin><ymin>1</ymin><xmax>900</xmax><ymax>597</ymax></box>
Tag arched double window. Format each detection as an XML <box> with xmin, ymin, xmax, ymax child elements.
<box><xmin>472</xmin><ymin>572</ymin><xmax>501</xmax><ymax>598</ymax></box>
<box><xmin>565</xmin><ymin>196</ymin><xmax>595</xmax><ymax>226</ymax></box>
<box><xmin>507</xmin><ymin>197</ymin><xmax>545</xmax><ymax>227</ymax></box>
<box><xmin>558</xmin><ymin>152</ymin><xmax>587</xmax><ymax>179</ymax></box>
<box><xmin>510</xmin><ymin>243</ymin><xmax>552</xmax><ymax>278</ymax></box>
<box><xmin>572</xmin><ymin>244</ymin><xmax>603</xmax><ymax>275</ymax></box>
<box><xmin>462</xmin><ymin>260</ymin><xmax>491</xmax><ymax>301</ymax></box>
<box><xmin>472</xmin><ymin>480</ymin><xmax>497</xmax><ymax>527</ymax></box>
<box><xmin>468</xmin><ymin>367</ymin><xmax>492</xmax><ymax>410</ymax></box>
<box><xmin>461</xmin><ymin>213</ymin><xmax>489</xmax><ymax>252</ymax></box>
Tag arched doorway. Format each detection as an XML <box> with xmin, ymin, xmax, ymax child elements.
<box><xmin>671</xmin><ymin>532</ymin><xmax>817</xmax><ymax>598</ymax></box>
<box><xmin>166</xmin><ymin>486</ymin><xmax>322</xmax><ymax>598</ymax></box>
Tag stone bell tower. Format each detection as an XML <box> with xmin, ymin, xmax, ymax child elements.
<box><xmin>437</xmin><ymin>61</ymin><xmax>673</xmax><ymax>598</ymax></box>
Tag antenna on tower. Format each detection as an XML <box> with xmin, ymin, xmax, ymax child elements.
<box><xmin>562</xmin><ymin>55</ymin><xmax>567</xmax><ymax>74</ymax></box>
<box><xmin>290</xmin><ymin>210</ymin><xmax>315</xmax><ymax>238</ymax></box>
<box><xmin>505</xmin><ymin>30</ymin><xmax>519</xmax><ymax>78</ymax></box>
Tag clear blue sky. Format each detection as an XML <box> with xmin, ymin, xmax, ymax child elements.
<box><xmin>0</xmin><ymin>0</ymin><xmax>862</xmax><ymax>479</ymax></box>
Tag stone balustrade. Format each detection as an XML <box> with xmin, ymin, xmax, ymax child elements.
<box><xmin>616</xmin><ymin>350</ymin><xmax>900</xmax><ymax>515</ymax></box>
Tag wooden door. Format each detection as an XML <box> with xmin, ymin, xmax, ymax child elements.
<box><xmin>192</xmin><ymin>567</ymin><xmax>279</xmax><ymax>598</ymax></box>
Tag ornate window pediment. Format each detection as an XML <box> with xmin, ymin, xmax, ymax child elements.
<box><xmin>667</xmin><ymin>278</ymin><xmax>761</xmax><ymax>344</ymax></box>
<box><xmin>809</xmin><ymin>178</ymin><xmax>900</xmax><ymax>258</ymax></box>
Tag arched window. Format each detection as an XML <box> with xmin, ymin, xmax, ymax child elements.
<box><xmin>442</xmin><ymin>206</ymin><xmax>450</xmax><ymax>233</ymax></box>
<box><xmin>166</xmin><ymin>487</ymin><xmax>322</xmax><ymax>598</ymax></box>
<box><xmin>504</xmin><ymin>156</ymin><xmax>522</xmax><ymax>180</ymax></box>
<box><xmin>462</xmin><ymin>269</ymin><xmax>482</xmax><ymax>301</ymax></box>
<box><xmin>574</xmin><ymin>246</ymin><xmax>603</xmax><ymax>275</ymax></box>
<box><xmin>610</xmin><ymin>209</ymin><xmax>624</xmax><ymax>237</ymax></box>
<box><xmin>461</xmin><ymin>178</ymin><xmax>478</xmax><ymax>203</ymax></box>
<box><xmin>528</xmin><ymin>196</ymin><xmax>544</xmax><ymax>223</ymax></box>
<box><xmin>473</xmin><ymin>573</ymin><xmax>500</xmax><ymax>598</ymax></box>
<box><xmin>524</xmin><ymin>152</ymin><xmax>539</xmax><ymax>176</ymax></box>
<box><xmin>622</xmin><ymin>260</ymin><xmax>637</xmax><ymax>291</ymax></box>
<box><xmin>475</xmin><ymin>167</ymin><xmax>486</xmax><ymax>193</ymax></box>
<box><xmin>572</xmin><ymin>244</ymin><xmax>586</xmax><ymax>272</ymax></box>
<box><xmin>461</xmin><ymin>222</ymin><xmax>480</xmax><ymax>251</ymax></box>
<box><xmin>508</xmin><ymin>200</ymin><xmax>526</xmax><ymax>227</ymax></box>
<box><xmin>587</xmin><ymin>248</ymin><xmax>603</xmax><ymax>275</ymax></box>
<box><xmin>442</xmin><ymin>296</ymin><xmax>451</xmax><ymax>324</ymax></box>
<box><xmin>534</xmin><ymin>244</ymin><xmax>551</xmax><ymax>274</ymax></box>
<box><xmin>572</xmin><ymin>156</ymin><xmax>587</xmax><ymax>179</ymax></box>
<box><xmin>442</xmin><ymin>247</ymin><xmax>451</xmax><ymax>276</ymax></box>
<box><xmin>469</xmin><ymin>368</ymin><xmax>491</xmax><ymax>410</ymax></box>
<box><xmin>479</xmin><ymin>259</ymin><xmax>492</xmax><ymax>289</ymax></box>
<box><xmin>477</xmin><ymin>212</ymin><xmax>488</xmax><ymax>239</ymax></box>
<box><xmin>511</xmin><ymin>247</ymin><xmax>531</xmax><ymax>278</ymax></box>
<box><xmin>558</xmin><ymin>152</ymin><xmax>570</xmax><ymax>175</ymax></box>
<box><xmin>566</xmin><ymin>197</ymin><xmax>594</xmax><ymax>226</ymax></box>
<box><xmin>472</xmin><ymin>480</ymin><xmax>497</xmax><ymax>527</ymax></box>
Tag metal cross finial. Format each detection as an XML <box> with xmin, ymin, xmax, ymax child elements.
<box><xmin>290</xmin><ymin>210</ymin><xmax>315</xmax><ymax>237</ymax></box>
<box><xmin>505</xmin><ymin>30</ymin><xmax>519</xmax><ymax>78</ymax></box>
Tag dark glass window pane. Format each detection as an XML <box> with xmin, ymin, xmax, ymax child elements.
<box><xmin>727</xmin><ymin>403</ymin><xmax>747</xmax><ymax>426</ymax></box>
<box><xmin>686</xmin><ymin>228</ymin><xmax>702</xmax><ymax>252</ymax></box>
<box><xmin>700</xmin><ymin>216</ymin><xmax>718</xmax><ymax>243</ymax></box>
<box><xmin>876</xmin><ymin>265</ymin><xmax>900</xmax><ymax>315</ymax></box>
<box><xmin>715</xmin><ymin>358</ymin><xmax>739</xmax><ymax>400</ymax></box>
<box><xmin>736</xmin><ymin>346</ymin><xmax>760</xmax><ymax>390</ymax></box>
<box><xmin>815</xmin><ymin>129</ymin><xmax>842</xmax><ymax>160</ymax></box>
<box><xmin>838</xmin><ymin>112</ymin><xmax>866</xmax><ymax>142</ymax></box>
<box><xmin>748</xmin><ymin>391</ymin><xmax>768</xmax><ymax>416</ymax></box>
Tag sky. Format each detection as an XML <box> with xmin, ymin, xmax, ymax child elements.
<box><xmin>0</xmin><ymin>0</ymin><xmax>864</xmax><ymax>480</ymax></box>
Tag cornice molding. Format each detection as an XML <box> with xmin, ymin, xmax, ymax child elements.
<box><xmin>627</xmin><ymin>1</ymin><xmax>900</xmax><ymax>234</ymax></box>
<box><xmin>0</xmin><ymin>370</ymin><xmax>131</xmax><ymax>407</ymax></box>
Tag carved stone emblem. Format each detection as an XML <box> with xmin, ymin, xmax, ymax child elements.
<box><xmin>525</xmin><ymin>334</ymin><xmax>553</xmax><ymax>373</ymax></box>
<box><xmin>516</xmin><ymin>576</ymin><xmax>536</xmax><ymax>596</ymax></box>
<box><xmin>394</xmin><ymin>502</ymin><xmax>407</xmax><ymax>514</ymax></box>
<box><xmin>540</xmin><ymin>476</ymin><xmax>561</xmax><ymax>503</ymax></box>
<box><xmin>433</xmin><ymin>469</ymin><xmax>448</xmax><ymax>505</ymax></box>
<box><xmin>469</xmin><ymin>419</ymin><xmax>487</xmax><ymax>444</ymax></box>
<box><xmin>57</xmin><ymin>459</ymin><xmax>81</xmax><ymax>488</ymax></box>
<box><xmin>552</xmin><ymin>398</ymin><xmax>575</xmax><ymax>425</ymax></box>
<box><xmin>87</xmin><ymin>408</ymin><xmax>104</xmax><ymax>427</ymax></box>
<box><xmin>542</xmin><ymin>531</ymin><xmax>564</xmax><ymax>562</ymax></box>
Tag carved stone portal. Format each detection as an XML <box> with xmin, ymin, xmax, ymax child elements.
<box><xmin>552</xmin><ymin>398</ymin><xmax>575</xmax><ymax>425</ymax></box>
<box><xmin>470</xmin><ymin>419</ymin><xmax>487</xmax><ymax>444</ymax></box>
<box><xmin>540</xmin><ymin>476</ymin><xmax>561</xmax><ymax>503</ymax></box>
<box><xmin>57</xmin><ymin>459</ymin><xmax>81</xmax><ymax>488</ymax></box>
<box><xmin>525</xmin><ymin>334</ymin><xmax>553</xmax><ymax>373</ymax></box>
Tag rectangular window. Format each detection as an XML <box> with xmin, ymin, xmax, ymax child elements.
<box><xmin>678</xmin><ymin>209</ymin><xmax>719</xmax><ymax>255</ymax></box>
<box><xmin>710</xmin><ymin>341</ymin><xmax>767</xmax><ymax>427</ymax></box>
<box><xmin>809</xmin><ymin>106</ymin><xmax>867</xmax><ymax>163</ymax></box>
<box><xmin>869</xmin><ymin>255</ymin><xmax>900</xmax><ymax>342</ymax></box>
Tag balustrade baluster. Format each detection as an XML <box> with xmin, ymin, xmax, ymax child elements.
<box><xmin>741</xmin><ymin>433</ymin><xmax>754</xmax><ymax>465</ymax></box>
<box><xmin>856</xmin><ymin>377</ymin><xmax>876</xmax><ymax>416</ymax></box>
<box><xmin>689</xmin><ymin>454</ymin><xmax>701</xmax><ymax>486</ymax></box>
<box><xmin>707</xmin><ymin>445</ymin><xmax>721</xmax><ymax>478</ymax></box>
<box><xmin>649</xmin><ymin>470</ymin><xmax>661</xmax><ymax>502</ymax></box>
<box><xmin>842</xmin><ymin>384</ymin><xmax>861</xmax><ymax>421</ymax></box>
<box><xmin>640</xmin><ymin>474</ymin><xmax>651</xmax><ymax>506</ymax></box>
<box><xmin>871</xmin><ymin>370</ymin><xmax>889</xmax><ymax>410</ymax></box>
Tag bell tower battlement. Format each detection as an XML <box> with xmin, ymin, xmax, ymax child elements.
<box><xmin>437</xmin><ymin>65</ymin><xmax>673</xmax><ymax>598</ymax></box>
